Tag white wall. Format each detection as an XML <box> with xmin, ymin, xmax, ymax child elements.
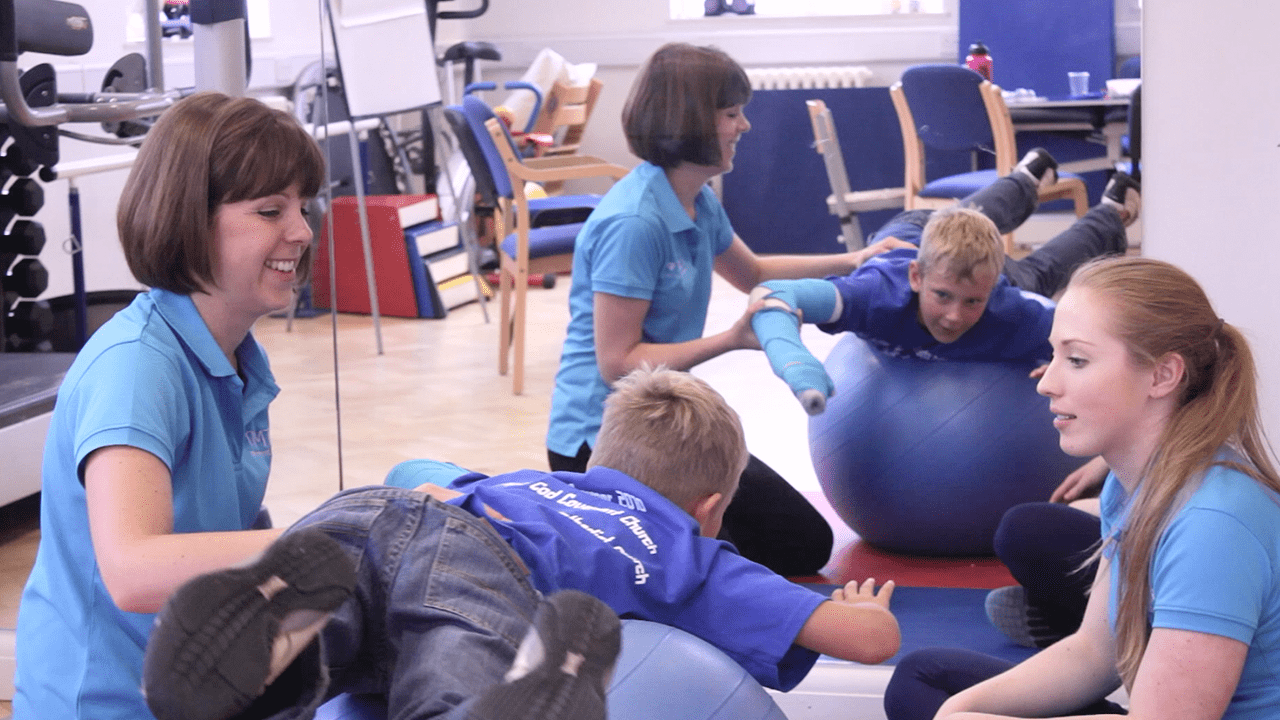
<box><xmin>1143</xmin><ymin>2</ymin><xmax>1280</xmax><ymax>445</ymax></box>
<box><xmin>17</xmin><ymin>0</ymin><xmax>1139</xmax><ymax>298</ymax></box>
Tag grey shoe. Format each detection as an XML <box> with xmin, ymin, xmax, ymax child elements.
<box><xmin>143</xmin><ymin>528</ymin><xmax>357</xmax><ymax>720</ymax></box>
<box><xmin>985</xmin><ymin>585</ymin><xmax>1071</xmax><ymax>649</ymax></box>
<box><xmin>469</xmin><ymin>590</ymin><xmax>621</xmax><ymax>720</ymax></box>
<box><xmin>984</xmin><ymin>585</ymin><xmax>1039</xmax><ymax>648</ymax></box>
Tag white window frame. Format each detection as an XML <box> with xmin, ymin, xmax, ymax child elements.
<box><xmin>671</xmin><ymin>0</ymin><xmax>945</xmax><ymax>20</ymax></box>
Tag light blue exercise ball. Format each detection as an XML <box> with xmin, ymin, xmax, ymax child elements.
<box><xmin>314</xmin><ymin>620</ymin><xmax>785</xmax><ymax>720</ymax></box>
<box><xmin>608</xmin><ymin>621</ymin><xmax>786</xmax><ymax>720</ymax></box>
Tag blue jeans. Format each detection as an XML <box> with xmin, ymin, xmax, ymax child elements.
<box><xmin>268</xmin><ymin>486</ymin><xmax>542</xmax><ymax>720</ymax></box>
<box><xmin>871</xmin><ymin>174</ymin><xmax>1127</xmax><ymax>299</ymax></box>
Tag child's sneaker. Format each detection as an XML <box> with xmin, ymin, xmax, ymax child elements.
<box><xmin>142</xmin><ymin>528</ymin><xmax>357</xmax><ymax>720</ymax></box>
<box><xmin>1013</xmin><ymin>147</ymin><xmax>1058</xmax><ymax>189</ymax></box>
<box><xmin>469</xmin><ymin>589</ymin><xmax>621</xmax><ymax>720</ymax></box>
<box><xmin>1101</xmin><ymin>171</ymin><xmax>1141</xmax><ymax>226</ymax></box>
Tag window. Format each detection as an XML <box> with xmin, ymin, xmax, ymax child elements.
<box><xmin>673</xmin><ymin>0</ymin><xmax>944</xmax><ymax>20</ymax></box>
<box><xmin>125</xmin><ymin>0</ymin><xmax>273</xmax><ymax>43</ymax></box>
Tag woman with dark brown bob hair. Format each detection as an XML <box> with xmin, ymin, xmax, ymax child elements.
<box><xmin>14</xmin><ymin>92</ymin><xmax>325</xmax><ymax>719</ymax></box>
<box><xmin>546</xmin><ymin>43</ymin><xmax>911</xmax><ymax>577</ymax></box>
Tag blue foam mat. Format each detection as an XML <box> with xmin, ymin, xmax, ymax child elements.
<box><xmin>803</xmin><ymin>583</ymin><xmax>1039</xmax><ymax>665</ymax></box>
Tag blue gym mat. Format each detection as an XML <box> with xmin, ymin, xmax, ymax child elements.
<box><xmin>803</xmin><ymin>583</ymin><xmax>1040</xmax><ymax>665</ymax></box>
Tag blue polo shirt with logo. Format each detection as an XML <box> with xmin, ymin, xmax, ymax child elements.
<box><xmin>15</xmin><ymin>288</ymin><xmax>278</xmax><ymax>719</ymax></box>
<box><xmin>1099</xmin><ymin>460</ymin><xmax>1280</xmax><ymax>719</ymax></box>
<box><xmin>547</xmin><ymin>162</ymin><xmax>735</xmax><ymax>457</ymax></box>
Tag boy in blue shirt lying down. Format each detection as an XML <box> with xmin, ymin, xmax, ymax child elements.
<box><xmin>752</xmin><ymin>150</ymin><xmax>1140</xmax><ymax>414</ymax></box>
<box><xmin>141</xmin><ymin>366</ymin><xmax>900</xmax><ymax>720</ymax></box>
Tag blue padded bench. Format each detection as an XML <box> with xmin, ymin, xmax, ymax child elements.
<box><xmin>0</xmin><ymin>353</ymin><xmax>75</xmax><ymax>507</ymax></box>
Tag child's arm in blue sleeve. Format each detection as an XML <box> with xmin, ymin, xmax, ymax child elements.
<box><xmin>748</xmin><ymin>279</ymin><xmax>843</xmax><ymax>415</ymax></box>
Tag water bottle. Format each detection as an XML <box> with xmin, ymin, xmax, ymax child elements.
<box><xmin>965</xmin><ymin>41</ymin><xmax>993</xmax><ymax>82</ymax></box>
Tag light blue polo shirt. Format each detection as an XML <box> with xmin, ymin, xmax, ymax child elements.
<box><xmin>547</xmin><ymin>162</ymin><xmax>734</xmax><ymax>456</ymax></box>
<box><xmin>15</xmin><ymin>288</ymin><xmax>278</xmax><ymax>720</ymax></box>
<box><xmin>1100</xmin><ymin>459</ymin><xmax>1280</xmax><ymax>718</ymax></box>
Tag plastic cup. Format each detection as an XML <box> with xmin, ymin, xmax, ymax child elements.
<box><xmin>1068</xmin><ymin>71</ymin><xmax>1090</xmax><ymax>97</ymax></box>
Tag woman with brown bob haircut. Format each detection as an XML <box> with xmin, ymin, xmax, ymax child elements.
<box><xmin>546</xmin><ymin>43</ymin><xmax>913</xmax><ymax>578</ymax></box>
<box><xmin>622</xmin><ymin>42</ymin><xmax>752</xmax><ymax>168</ymax></box>
<box><xmin>15</xmin><ymin>92</ymin><xmax>325</xmax><ymax>719</ymax></box>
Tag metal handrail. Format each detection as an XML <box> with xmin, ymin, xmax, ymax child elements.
<box><xmin>0</xmin><ymin>0</ymin><xmax>184</xmax><ymax>128</ymax></box>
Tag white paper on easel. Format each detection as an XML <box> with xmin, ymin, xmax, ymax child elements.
<box><xmin>327</xmin><ymin>0</ymin><xmax>442</xmax><ymax>118</ymax></box>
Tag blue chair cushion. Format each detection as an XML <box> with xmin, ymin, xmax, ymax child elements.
<box><xmin>500</xmin><ymin>222</ymin><xmax>584</xmax><ymax>261</ymax></box>
<box><xmin>529</xmin><ymin>194</ymin><xmax>600</xmax><ymax>227</ymax></box>
<box><xmin>918</xmin><ymin>169</ymin><xmax>1001</xmax><ymax>199</ymax></box>
<box><xmin>920</xmin><ymin>169</ymin><xmax>1085</xmax><ymax>201</ymax></box>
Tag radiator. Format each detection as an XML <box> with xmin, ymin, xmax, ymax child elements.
<box><xmin>745</xmin><ymin>65</ymin><xmax>874</xmax><ymax>90</ymax></box>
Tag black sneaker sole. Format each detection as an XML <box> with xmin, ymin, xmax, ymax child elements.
<box><xmin>1018</xmin><ymin>147</ymin><xmax>1058</xmax><ymax>183</ymax></box>
<box><xmin>1103</xmin><ymin>171</ymin><xmax>1140</xmax><ymax>204</ymax></box>
<box><xmin>143</xmin><ymin>528</ymin><xmax>357</xmax><ymax>720</ymax></box>
<box><xmin>469</xmin><ymin>590</ymin><xmax>621</xmax><ymax>720</ymax></box>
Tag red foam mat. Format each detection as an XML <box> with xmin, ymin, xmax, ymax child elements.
<box><xmin>796</xmin><ymin>491</ymin><xmax>1017</xmax><ymax>589</ymax></box>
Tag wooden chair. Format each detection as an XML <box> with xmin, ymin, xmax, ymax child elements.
<box><xmin>529</xmin><ymin>77</ymin><xmax>603</xmax><ymax>158</ymax></box>
<box><xmin>526</xmin><ymin>77</ymin><xmax>604</xmax><ymax>193</ymax></box>
<box><xmin>454</xmin><ymin>97</ymin><xmax>605</xmax><ymax>253</ymax></box>
<box><xmin>483</xmin><ymin>117</ymin><xmax>628</xmax><ymax>395</ymax></box>
<box><xmin>805</xmin><ymin>99</ymin><xmax>905</xmax><ymax>251</ymax></box>
<box><xmin>890</xmin><ymin>64</ymin><xmax>1088</xmax><ymax>252</ymax></box>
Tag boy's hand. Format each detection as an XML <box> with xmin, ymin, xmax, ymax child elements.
<box><xmin>1050</xmin><ymin>455</ymin><xmax>1109</xmax><ymax>504</ymax></box>
<box><xmin>797</xmin><ymin>577</ymin><xmax>901</xmax><ymax>663</ymax></box>
<box><xmin>730</xmin><ymin>297</ymin><xmax>769</xmax><ymax>351</ymax></box>
<box><xmin>1029</xmin><ymin>363</ymin><xmax>1048</xmax><ymax>379</ymax></box>
<box><xmin>831</xmin><ymin>577</ymin><xmax>895</xmax><ymax>612</ymax></box>
<box><xmin>852</xmin><ymin>237</ymin><xmax>915</xmax><ymax>269</ymax></box>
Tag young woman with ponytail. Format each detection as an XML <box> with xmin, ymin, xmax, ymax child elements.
<box><xmin>883</xmin><ymin>255</ymin><xmax>1280</xmax><ymax>720</ymax></box>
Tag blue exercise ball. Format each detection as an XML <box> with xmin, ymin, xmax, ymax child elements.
<box><xmin>313</xmin><ymin>620</ymin><xmax>785</xmax><ymax>720</ymax></box>
<box><xmin>809</xmin><ymin>334</ymin><xmax>1087</xmax><ymax>556</ymax></box>
<box><xmin>608</xmin><ymin>621</ymin><xmax>786</xmax><ymax>720</ymax></box>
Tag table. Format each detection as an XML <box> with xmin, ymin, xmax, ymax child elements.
<box><xmin>1006</xmin><ymin>95</ymin><xmax>1132</xmax><ymax>174</ymax></box>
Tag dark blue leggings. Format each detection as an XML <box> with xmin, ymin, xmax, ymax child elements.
<box><xmin>995</xmin><ymin>502</ymin><xmax>1101</xmax><ymax>640</ymax></box>
<box><xmin>883</xmin><ymin>648</ymin><xmax>1127</xmax><ymax>720</ymax></box>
